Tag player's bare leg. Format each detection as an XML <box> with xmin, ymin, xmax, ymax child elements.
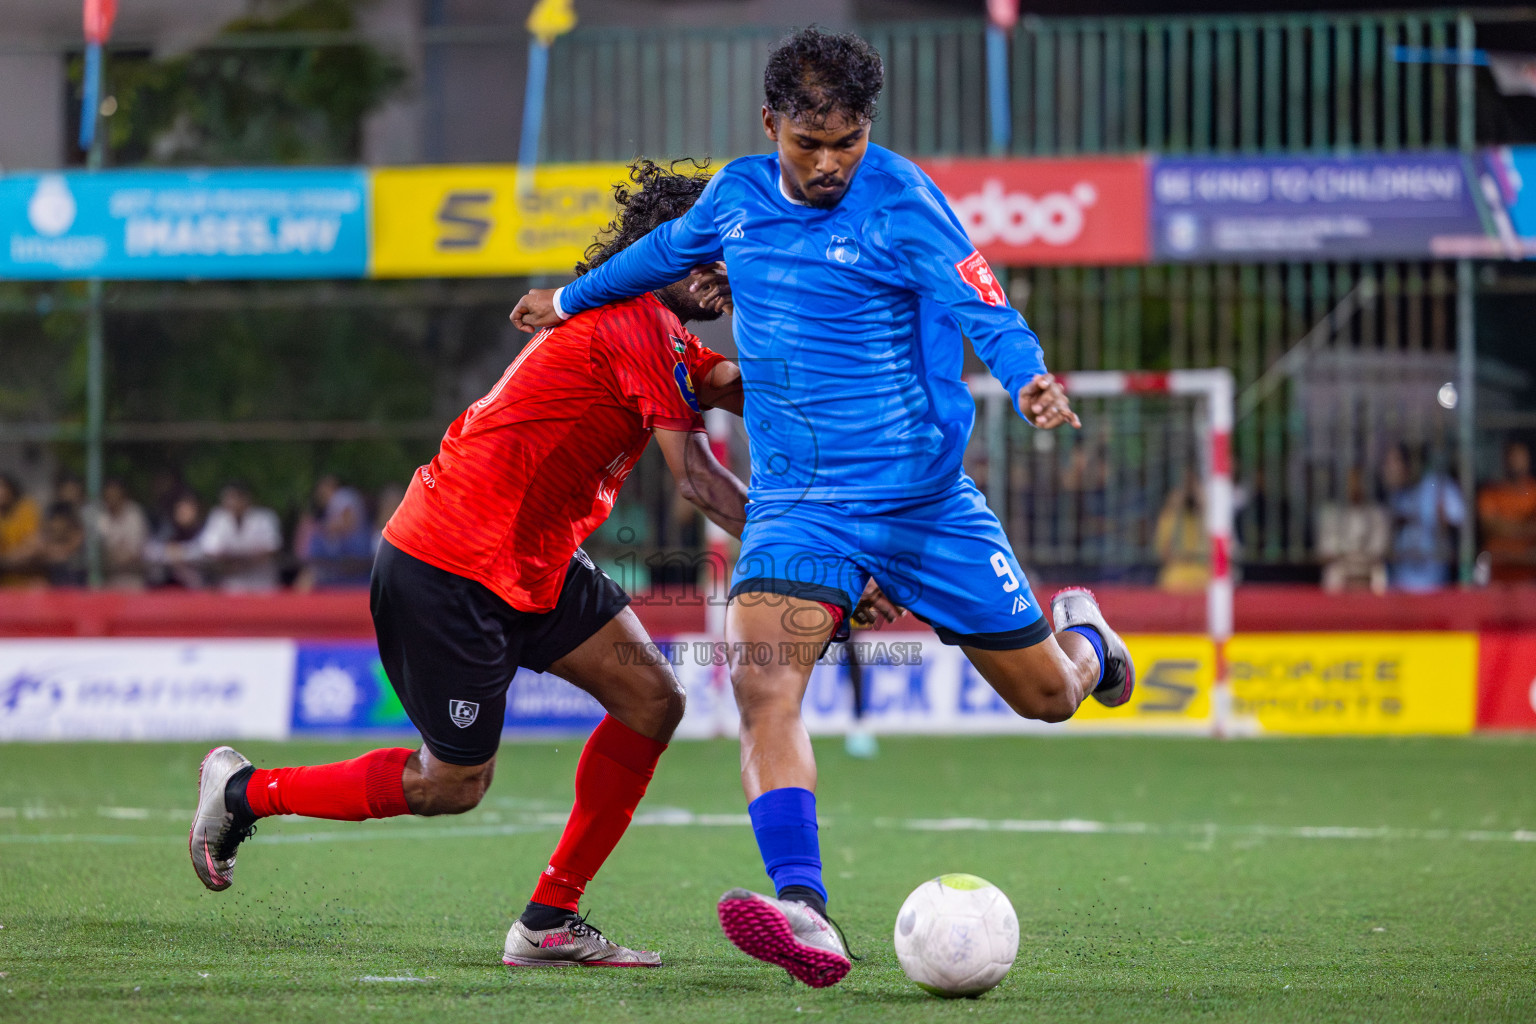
<box><xmin>717</xmin><ymin>592</ymin><xmax>851</xmax><ymax>988</ymax></box>
<box><xmin>963</xmin><ymin>588</ymin><xmax>1135</xmax><ymax>722</ymax></box>
<box><xmin>504</xmin><ymin>606</ymin><xmax>683</xmax><ymax>968</ymax></box>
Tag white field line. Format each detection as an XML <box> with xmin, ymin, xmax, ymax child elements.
<box><xmin>1</xmin><ymin>809</ymin><xmax>1532</xmax><ymax>845</ymax></box>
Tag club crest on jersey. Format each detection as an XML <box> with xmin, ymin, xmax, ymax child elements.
<box><xmin>448</xmin><ymin>700</ymin><xmax>479</xmax><ymax>728</ymax></box>
<box><xmin>826</xmin><ymin>235</ymin><xmax>860</xmax><ymax>265</ymax></box>
<box><xmin>673</xmin><ymin>362</ymin><xmax>701</xmax><ymax>413</ymax></box>
<box><xmin>956</xmin><ymin>250</ymin><xmax>1008</xmax><ymax>307</ymax></box>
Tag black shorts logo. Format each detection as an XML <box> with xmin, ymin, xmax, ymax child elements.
<box><xmin>448</xmin><ymin>700</ymin><xmax>480</xmax><ymax>728</ymax></box>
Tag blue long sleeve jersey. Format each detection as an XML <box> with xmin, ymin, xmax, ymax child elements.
<box><xmin>557</xmin><ymin>144</ymin><xmax>1048</xmax><ymax>503</ymax></box>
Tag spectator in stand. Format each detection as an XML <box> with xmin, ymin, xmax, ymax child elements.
<box><xmin>1316</xmin><ymin>467</ymin><xmax>1391</xmax><ymax>593</ymax></box>
<box><xmin>98</xmin><ymin>478</ymin><xmax>149</xmax><ymax>589</ymax></box>
<box><xmin>0</xmin><ymin>473</ymin><xmax>43</xmax><ymax>587</ymax></box>
<box><xmin>38</xmin><ymin>501</ymin><xmax>86</xmax><ymax>586</ymax></box>
<box><xmin>1478</xmin><ymin>441</ymin><xmax>1536</xmax><ymax>583</ymax></box>
<box><xmin>197</xmin><ymin>482</ymin><xmax>283</xmax><ymax>592</ymax></box>
<box><xmin>295</xmin><ymin>474</ymin><xmax>373</xmax><ymax>588</ymax></box>
<box><xmin>51</xmin><ymin>471</ymin><xmax>86</xmax><ymax>514</ymax></box>
<box><xmin>1383</xmin><ymin>442</ymin><xmax>1465</xmax><ymax>592</ymax></box>
<box><xmin>146</xmin><ymin>491</ymin><xmax>208</xmax><ymax>589</ymax></box>
<box><xmin>1154</xmin><ymin>467</ymin><xmax>1210</xmax><ymax>593</ymax></box>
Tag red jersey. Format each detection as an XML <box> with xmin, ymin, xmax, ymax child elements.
<box><xmin>384</xmin><ymin>292</ymin><xmax>725</xmax><ymax>612</ymax></box>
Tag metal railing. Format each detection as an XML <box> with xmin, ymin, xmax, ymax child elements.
<box><xmin>537</xmin><ymin>9</ymin><xmax>1511</xmax><ymax>161</ymax></box>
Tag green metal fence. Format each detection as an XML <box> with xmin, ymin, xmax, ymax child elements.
<box><xmin>540</xmin><ymin>10</ymin><xmax>1484</xmax><ymax>162</ymax></box>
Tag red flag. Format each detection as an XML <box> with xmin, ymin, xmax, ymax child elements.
<box><xmin>83</xmin><ymin>0</ymin><xmax>117</xmax><ymax>46</ymax></box>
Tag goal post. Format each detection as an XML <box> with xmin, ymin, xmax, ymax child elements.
<box><xmin>970</xmin><ymin>368</ymin><xmax>1237</xmax><ymax>737</ymax></box>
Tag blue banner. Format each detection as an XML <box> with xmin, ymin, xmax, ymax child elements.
<box><xmin>290</xmin><ymin>641</ymin><xmax>604</xmax><ymax>736</ymax></box>
<box><xmin>1150</xmin><ymin>153</ymin><xmax>1488</xmax><ymax>261</ymax></box>
<box><xmin>0</xmin><ymin>168</ymin><xmax>368</xmax><ymax>279</ymax></box>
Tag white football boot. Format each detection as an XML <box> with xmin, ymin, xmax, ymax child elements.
<box><xmin>503</xmin><ymin>914</ymin><xmax>661</xmax><ymax>967</ymax></box>
<box><xmin>188</xmin><ymin>745</ymin><xmax>257</xmax><ymax>892</ymax></box>
<box><xmin>716</xmin><ymin>889</ymin><xmax>851</xmax><ymax>988</ymax></box>
<box><xmin>1050</xmin><ymin>587</ymin><xmax>1135</xmax><ymax>707</ymax></box>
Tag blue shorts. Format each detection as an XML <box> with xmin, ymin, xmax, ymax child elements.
<box><xmin>728</xmin><ymin>478</ymin><xmax>1051</xmax><ymax>649</ymax></box>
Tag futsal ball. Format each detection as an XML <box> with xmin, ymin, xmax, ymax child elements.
<box><xmin>893</xmin><ymin>873</ymin><xmax>1019</xmax><ymax>998</ymax></box>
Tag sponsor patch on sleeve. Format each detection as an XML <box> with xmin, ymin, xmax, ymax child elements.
<box><xmin>673</xmin><ymin>362</ymin><xmax>701</xmax><ymax>413</ymax></box>
<box><xmin>955</xmin><ymin>250</ymin><xmax>1008</xmax><ymax>307</ymax></box>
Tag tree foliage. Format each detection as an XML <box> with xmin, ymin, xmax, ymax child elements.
<box><xmin>88</xmin><ymin>0</ymin><xmax>405</xmax><ymax>165</ymax></box>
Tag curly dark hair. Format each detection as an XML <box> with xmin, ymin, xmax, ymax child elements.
<box><xmin>575</xmin><ymin>158</ymin><xmax>713</xmax><ymax>275</ymax></box>
<box><xmin>763</xmin><ymin>26</ymin><xmax>884</xmax><ymax>129</ymax></box>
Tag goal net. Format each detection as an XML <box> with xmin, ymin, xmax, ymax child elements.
<box><xmin>968</xmin><ymin>369</ymin><xmax>1238</xmax><ymax>737</ymax></box>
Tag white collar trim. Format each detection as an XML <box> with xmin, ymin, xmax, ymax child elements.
<box><xmin>778</xmin><ymin>175</ymin><xmax>810</xmax><ymax>207</ymax></box>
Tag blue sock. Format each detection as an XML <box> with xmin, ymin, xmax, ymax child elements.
<box><xmin>747</xmin><ymin>787</ymin><xmax>826</xmax><ymax>903</ymax></box>
<box><xmin>1064</xmin><ymin>624</ymin><xmax>1106</xmax><ymax>687</ymax></box>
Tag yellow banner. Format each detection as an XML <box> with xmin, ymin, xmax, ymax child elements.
<box><xmin>369</xmin><ymin>163</ymin><xmax>632</xmax><ymax>278</ymax></box>
<box><xmin>1226</xmin><ymin>632</ymin><xmax>1476</xmax><ymax>736</ymax></box>
<box><xmin>1068</xmin><ymin>634</ymin><xmax>1214</xmax><ymax>730</ymax></box>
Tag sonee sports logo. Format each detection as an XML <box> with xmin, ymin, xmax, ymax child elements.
<box><xmin>448</xmin><ymin>700</ymin><xmax>480</xmax><ymax>728</ymax></box>
<box><xmin>956</xmin><ymin>251</ymin><xmax>1008</xmax><ymax>307</ymax></box>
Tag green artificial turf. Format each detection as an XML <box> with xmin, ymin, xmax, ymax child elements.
<box><xmin>1</xmin><ymin>735</ymin><xmax>1533</xmax><ymax>1023</ymax></box>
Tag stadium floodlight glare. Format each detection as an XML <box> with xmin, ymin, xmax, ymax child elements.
<box><xmin>972</xmin><ymin>368</ymin><xmax>1239</xmax><ymax>737</ymax></box>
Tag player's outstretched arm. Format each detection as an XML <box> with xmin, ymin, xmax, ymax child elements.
<box><xmin>654</xmin><ymin>428</ymin><xmax>747</xmax><ymax>539</ymax></box>
<box><xmin>1016</xmin><ymin>373</ymin><xmax>1081</xmax><ymax>430</ymax></box>
<box><xmin>695</xmin><ymin>360</ymin><xmax>744</xmax><ymax>415</ymax></box>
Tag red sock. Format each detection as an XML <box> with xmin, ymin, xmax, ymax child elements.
<box><xmin>530</xmin><ymin>715</ymin><xmax>667</xmax><ymax>912</ymax></box>
<box><xmin>245</xmin><ymin>747</ymin><xmax>413</xmax><ymax>820</ymax></box>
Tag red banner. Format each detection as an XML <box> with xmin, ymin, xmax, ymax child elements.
<box><xmin>921</xmin><ymin>156</ymin><xmax>1150</xmax><ymax>266</ymax></box>
<box><xmin>1477</xmin><ymin>631</ymin><xmax>1536</xmax><ymax>729</ymax></box>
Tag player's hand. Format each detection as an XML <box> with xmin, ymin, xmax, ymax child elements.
<box><xmin>510</xmin><ymin>289</ymin><xmax>562</xmax><ymax>333</ymax></box>
<box><xmin>1016</xmin><ymin>373</ymin><xmax>1081</xmax><ymax>430</ymax></box>
<box><xmin>688</xmin><ymin>262</ymin><xmax>732</xmax><ymax>316</ymax></box>
<box><xmin>852</xmin><ymin>578</ymin><xmax>904</xmax><ymax>627</ymax></box>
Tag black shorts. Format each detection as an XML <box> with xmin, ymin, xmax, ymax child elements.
<box><xmin>370</xmin><ymin>539</ymin><xmax>631</xmax><ymax>766</ymax></box>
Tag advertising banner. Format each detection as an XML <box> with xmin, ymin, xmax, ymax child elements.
<box><xmin>290</xmin><ymin>640</ymin><xmax>605</xmax><ymax>735</ymax></box>
<box><xmin>1226</xmin><ymin>632</ymin><xmax>1476</xmax><ymax>735</ymax></box>
<box><xmin>1150</xmin><ymin>153</ymin><xmax>1488</xmax><ymax>261</ymax></box>
<box><xmin>370</xmin><ymin>163</ymin><xmax>629</xmax><ymax>277</ymax></box>
<box><xmin>1475</xmin><ymin>631</ymin><xmax>1536</xmax><ymax>730</ymax></box>
<box><xmin>0</xmin><ymin>639</ymin><xmax>294</xmax><ymax>740</ymax></box>
<box><xmin>920</xmin><ymin>157</ymin><xmax>1150</xmax><ymax>266</ymax></box>
<box><xmin>0</xmin><ymin>169</ymin><xmax>368</xmax><ymax>279</ymax></box>
<box><xmin>1481</xmin><ymin>146</ymin><xmax>1536</xmax><ymax>259</ymax></box>
<box><xmin>667</xmin><ymin>633</ymin><xmax>1214</xmax><ymax>738</ymax></box>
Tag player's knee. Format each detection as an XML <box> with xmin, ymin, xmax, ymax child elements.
<box><xmin>732</xmin><ymin>668</ymin><xmax>803</xmax><ymax>729</ymax></box>
<box><xmin>415</xmin><ymin>768</ymin><xmax>491</xmax><ymax>816</ymax></box>
<box><xmin>639</xmin><ymin>669</ymin><xmax>686</xmax><ymax>739</ymax></box>
<box><xmin>1011</xmin><ymin>681</ymin><xmax>1076</xmax><ymax>724</ymax></box>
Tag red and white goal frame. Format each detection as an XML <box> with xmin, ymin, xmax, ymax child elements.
<box><xmin>972</xmin><ymin>368</ymin><xmax>1238</xmax><ymax>737</ymax></box>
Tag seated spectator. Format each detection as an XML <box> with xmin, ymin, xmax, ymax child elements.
<box><xmin>98</xmin><ymin>478</ymin><xmax>149</xmax><ymax>589</ymax></box>
<box><xmin>1316</xmin><ymin>467</ymin><xmax>1390</xmax><ymax>593</ymax></box>
<box><xmin>0</xmin><ymin>473</ymin><xmax>43</xmax><ymax>588</ymax></box>
<box><xmin>145</xmin><ymin>491</ymin><xmax>207</xmax><ymax>589</ymax></box>
<box><xmin>38</xmin><ymin>501</ymin><xmax>86</xmax><ymax>586</ymax></box>
<box><xmin>51</xmin><ymin>471</ymin><xmax>85</xmax><ymax>514</ymax></box>
<box><xmin>197</xmin><ymin>482</ymin><xmax>283</xmax><ymax>592</ymax></box>
<box><xmin>1155</xmin><ymin>468</ymin><xmax>1210</xmax><ymax>593</ymax></box>
<box><xmin>296</xmin><ymin>474</ymin><xmax>373</xmax><ymax>588</ymax></box>
<box><xmin>1478</xmin><ymin>441</ymin><xmax>1536</xmax><ymax>583</ymax></box>
<box><xmin>1384</xmin><ymin>443</ymin><xmax>1465</xmax><ymax>592</ymax></box>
